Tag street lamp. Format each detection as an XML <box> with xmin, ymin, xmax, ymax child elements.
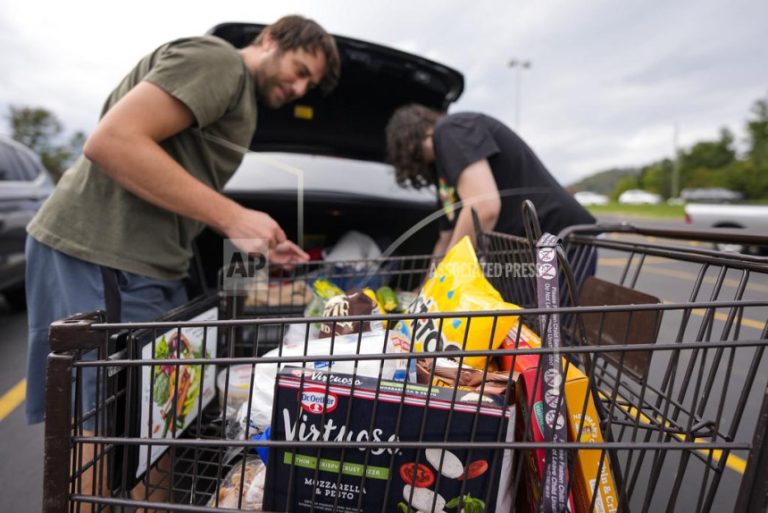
<box><xmin>508</xmin><ymin>59</ymin><xmax>531</xmax><ymax>130</ymax></box>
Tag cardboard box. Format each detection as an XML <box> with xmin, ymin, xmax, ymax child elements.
<box><xmin>512</xmin><ymin>328</ymin><xmax>619</xmax><ymax>513</ymax></box>
<box><xmin>516</xmin><ymin>367</ymin><xmax>577</xmax><ymax>513</ymax></box>
<box><xmin>264</xmin><ymin>367</ymin><xmax>514</xmax><ymax>512</ymax></box>
<box><xmin>498</xmin><ymin>322</ymin><xmax>542</xmax><ymax>374</ymax></box>
<box><xmin>563</xmin><ymin>367</ymin><xmax>620</xmax><ymax>513</ymax></box>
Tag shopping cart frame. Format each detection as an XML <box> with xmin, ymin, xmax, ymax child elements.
<box><xmin>42</xmin><ymin>213</ymin><xmax>768</xmax><ymax>513</ymax></box>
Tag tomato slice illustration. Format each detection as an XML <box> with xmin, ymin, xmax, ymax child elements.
<box><xmin>459</xmin><ymin>459</ymin><xmax>489</xmax><ymax>480</ymax></box>
<box><xmin>399</xmin><ymin>462</ymin><xmax>435</xmax><ymax>488</ymax></box>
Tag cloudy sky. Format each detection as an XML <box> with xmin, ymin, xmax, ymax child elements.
<box><xmin>1</xmin><ymin>0</ymin><xmax>766</xmax><ymax>185</ymax></box>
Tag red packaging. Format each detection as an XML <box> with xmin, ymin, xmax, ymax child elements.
<box><xmin>516</xmin><ymin>367</ymin><xmax>576</xmax><ymax>513</ymax></box>
<box><xmin>499</xmin><ymin>323</ymin><xmax>542</xmax><ymax>374</ymax></box>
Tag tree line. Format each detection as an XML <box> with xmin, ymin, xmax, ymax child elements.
<box><xmin>8</xmin><ymin>95</ymin><xmax>768</xmax><ymax>197</ymax></box>
<box><xmin>4</xmin><ymin>106</ymin><xmax>86</xmax><ymax>184</ymax></box>
<box><xmin>571</xmin><ymin>94</ymin><xmax>768</xmax><ymax>201</ymax></box>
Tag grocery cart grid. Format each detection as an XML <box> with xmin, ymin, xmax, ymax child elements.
<box><xmin>42</xmin><ymin>206</ymin><xmax>768</xmax><ymax>513</ymax></box>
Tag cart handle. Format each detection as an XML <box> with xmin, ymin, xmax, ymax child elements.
<box><xmin>559</xmin><ymin>222</ymin><xmax>768</xmax><ymax>245</ymax></box>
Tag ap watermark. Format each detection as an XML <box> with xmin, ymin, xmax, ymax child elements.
<box><xmin>427</xmin><ymin>261</ymin><xmax>537</xmax><ymax>279</ymax></box>
<box><xmin>222</xmin><ymin>239</ymin><xmax>269</xmax><ymax>295</ymax></box>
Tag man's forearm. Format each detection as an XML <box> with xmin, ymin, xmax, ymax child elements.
<box><xmin>432</xmin><ymin>231</ymin><xmax>452</xmax><ymax>259</ymax></box>
<box><xmin>447</xmin><ymin>206</ymin><xmax>498</xmax><ymax>250</ymax></box>
<box><xmin>85</xmin><ymin>132</ymin><xmax>241</xmax><ymax>234</ymax></box>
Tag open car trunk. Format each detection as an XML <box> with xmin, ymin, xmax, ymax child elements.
<box><xmin>191</xmin><ymin>23</ymin><xmax>464</xmax><ymax>291</ymax></box>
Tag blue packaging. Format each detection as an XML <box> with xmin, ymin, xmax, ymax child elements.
<box><xmin>263</xmin><ymin>367</ymin><xmax>513</xmax><ymax>512</ymax></box>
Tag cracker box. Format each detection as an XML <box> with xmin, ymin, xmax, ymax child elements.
<box><xmin>563</xmin><ymin>368</ymin><xmax>620</xmax><ymax>513</ymax></box>
<box><xmin>515</xmin><ymin>355</ymin><xmax>619</xmax><ymax>513</ymax></box>
<box><xmin>263</xmin><ymin>367</ymin><xmax>514</xmax><ymax>512</ymax></box>
<box><xmin>516</xmin><ymin>367</ymin><xmax>577</xmax><ymax>513</ymax></box>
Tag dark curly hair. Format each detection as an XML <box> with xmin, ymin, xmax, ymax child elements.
<box><xmin>385</xmin><ymin>104</ymin><xmax>444</xmax><ymax>189</ymax></box>
<box><xmin>254</xmin><ymin>15</ymin><xmax>341</xmax><ymax>95</ymax></box>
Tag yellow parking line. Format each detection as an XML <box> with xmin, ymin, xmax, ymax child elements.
<box><xmin>600</xmin><ymin>392</ymin><xmax>748</xmax><ymax>474</ymax></box>
<box><xmin>598</xmin><ymin>257</ymin><xmax>768</xmax><ymax>295</ymax></box>
<box><xmin>0</xmin><ymin>379</ymin><xmax>26</xmax><ymax>422</ymax></box>
<box><xmin>659</xmin><ymin>301</ymin><xmax>765</xmax><ymax>331</ymax></box>
<box><xmin>692</xmin><ymin>308</ymin><xmax>765</xmax><ymax>331</ymax></box>
<box><xmin>646</xmin><ymin>266</ymin><xmax>768</xmax><ymax>295</ymax></box>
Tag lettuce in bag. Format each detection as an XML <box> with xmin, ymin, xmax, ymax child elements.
<box><xmin>399</xmin><ymin>237</ymin><xmax>521</xmax><ymax>369</ymax></box>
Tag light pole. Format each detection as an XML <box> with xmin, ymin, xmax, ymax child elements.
<box><xmin>672</xmin><ymin>123</ymin><xmax>681</xmax><ymax>199</ymax></box>
<box><xmin>508</xmin><ymin>59</ymin><xmax>531</xmax><ymax>130</ymax></box>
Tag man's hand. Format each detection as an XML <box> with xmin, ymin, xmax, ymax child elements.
<box><xmin>223</xmin><ymin>206</ymin><xmax>288</xmax><ymax>249</ymax></box>
<box><xmin>269</xmin><ymin>240</ymin><xmax>311</xmax><ymax>269</ymax></box>
<box><xmin>225</xmin><ymin>210</ymin><xmax>308</xmax><ymax>269</ymax></box>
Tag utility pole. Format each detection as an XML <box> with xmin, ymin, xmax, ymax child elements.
<box><xmin>672</xmin><ymin>124</ymin><xmax>681</xmax><ymax>199</ymax></box>
<box><xmin>508</xmin><ymin>59</ymin><xmax>531</xmax><ymax>131</ymax></box>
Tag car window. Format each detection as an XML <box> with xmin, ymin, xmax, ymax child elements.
<box><xmin>0</xmin><ymin>140</ymin><xmax>41</xmax><ymax>182</ymax></box>
<box><xmin>225</xmin><ymin>152</ymin><xmax>436</xmax><ymax>203</ymax></box>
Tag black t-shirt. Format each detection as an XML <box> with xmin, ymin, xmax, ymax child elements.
<box><xmin>433</xmin><ymin>112</ymin><xmax>595</xmax><ymax>237</ymax></box>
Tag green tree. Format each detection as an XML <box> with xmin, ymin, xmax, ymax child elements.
<box><xmin>721</xmin><ymin>160</ymin><xmax>768</xmax><ymax>199</ymax></box>
<box><xmin>679</xmin><ymin>128</ymin><xmax>736</xmax><ymax>173</ymax></box>
<box><xmin>6</xmin><ymin>106</ymin><xmax>85</xmax><ymax>183</ymax></box>
<box><xmin>745</xmin><ymin>97</ymin><xmax>768</xmax><ymax>169</ymax></box>
<box><xmin>611</xmin><ymin>174</ymin><xmax>640</xmax><ymax>201</ymax></box>
<box><xmin>639</xmin><ymin>159</ymin><xmax>673</xmax><ymax>199</ymax></box>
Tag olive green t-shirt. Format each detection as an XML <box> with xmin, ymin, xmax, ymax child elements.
<box><xmin>28</xmin><ymin>36</ymin><xmax>258</xmax><ymax>280</ymax></box>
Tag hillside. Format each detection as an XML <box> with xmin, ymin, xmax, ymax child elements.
<box><xmin>568</xmin><ymin>167</ymin><xmax>637</xmax><ymax>193</ymax></box>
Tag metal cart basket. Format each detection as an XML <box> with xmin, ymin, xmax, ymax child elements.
<box><xmin>42</xmin><ymin>212</ymin><xmax>768</xmax><ymax>513</ymax></box>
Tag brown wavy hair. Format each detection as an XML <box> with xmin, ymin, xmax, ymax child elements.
<box><xmin>254</xmin><ymin>15</ymin><xmax>341</xmax><ymax>95</ymax></box>
<box><xmin>386</xmin><ymin>104</ymin><xmax>444</xmax><ymax>189</ymax></box>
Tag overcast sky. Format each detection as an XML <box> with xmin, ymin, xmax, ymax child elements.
<box><xmin>1</xmin><ymin>0</ymin><xmax>766</xmax><ymax>185</ymax></box>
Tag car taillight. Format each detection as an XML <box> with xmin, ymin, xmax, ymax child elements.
<box><xmin>684</xmin><ymin>212</ymin><xmax>691</xmax><ymax>224</ymax></box>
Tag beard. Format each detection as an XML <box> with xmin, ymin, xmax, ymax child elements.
<box><xmin>254</xmin><ymin>52</ymin><xmax>290</xmax><ymax>108</ymax></box>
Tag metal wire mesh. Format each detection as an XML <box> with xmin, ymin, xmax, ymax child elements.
<box><xmin>42</xmin><ymin>222</ymin><xmax>768</xmax><ymax>513</ymax></box>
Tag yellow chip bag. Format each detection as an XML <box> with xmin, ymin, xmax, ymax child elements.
<box><xmin>399</xmin><ymin>237</ymin><xmax>520</xmax><ymax>369</ymax></box>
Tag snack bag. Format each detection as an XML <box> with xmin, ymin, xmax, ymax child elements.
<box><xmin>415</xmin><ymin>358</ymin><xmax>515</xmax><ymax>397</ymax></box>
<box><xmin>319</xmin><ymin>290</ymin><xmax>382</xmax><ymax>338</ymax></box>
<box><xmin>399</xmin><ymin>237</ymin><xmax>521</xmax><ymax>369</ymax></box>
<box><xmin>304</xmin><ymin>278</ymin><xmax>344</xmax><ymax>331</ymax></box>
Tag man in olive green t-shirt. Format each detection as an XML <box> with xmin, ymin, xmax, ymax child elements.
<box><xmin>25</xmin><ymin>15</ymin><xmax>341</xmax><ymax>427</ymax></box>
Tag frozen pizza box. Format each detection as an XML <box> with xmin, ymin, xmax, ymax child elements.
<box><xmin>263</xmin><ymin>366</ymin><xmax>515</xmax><ymax>513</ymax></box>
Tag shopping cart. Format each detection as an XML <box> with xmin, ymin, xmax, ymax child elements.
<box><xmin>42</xmin><ymin>208</ymin><xmax>768</xmax><ymax>513</ymax></box>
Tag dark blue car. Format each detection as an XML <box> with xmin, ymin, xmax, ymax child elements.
<box><xmin>0</xmin><ymin>135</ymin><xmax>53</xmax><ymax>308</ymax></box>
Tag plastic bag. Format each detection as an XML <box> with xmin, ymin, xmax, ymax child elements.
<box><xmin>238</xmin><ymin>329</ymin><xmax>411</xmax><ymax>431</ymax></box>
<box><xmin>323</xmin><ymin>230</ymin><xmax>381</xmax><ymax>268</ymax></box>
<box><xmin>281</xmin><ymin>322</ymin><xmax>320</xmax><ymax>345</ymax></box>
<box><xmin>303</xmin><ymin>278</ymin><xmax>344</xmax><ymax>332</ymax></box>
<box><xmin>208</xmin><ymin>456</ymin><xmax>266</xmax><ymax>510</ymax></box>
<box><xmin>398</xmin><ymin>237</ymin><xmax>521</xmax><ymax>369</ymax></box>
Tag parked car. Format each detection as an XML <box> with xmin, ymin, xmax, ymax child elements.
<box><xmin>192</xmin><ymin>23</ymin><xmax>465</xmax><ymax>290</ymax></box>
<box><xmin>0</xmin><ymin>135</ymin><xmax>54</xmax><ymax>308</ymax></box>
<box><xmin>685</xmin><ymin>202</ymin><xmax>768</xmax><ymax>253</ymax></box>
<box><xmin>618</xmin><ymin>189</ymin><xmax>661</xmax><ymax>205</ymax></box>
<box><xmin>573</xmin><ymin>191</ymin><xmax>609</xmax><ymax>206</ymax></box>
<box><xmin>681</xmin><ymin>187</ymin><xmax>743</xmax><ymax>203</ymax></box>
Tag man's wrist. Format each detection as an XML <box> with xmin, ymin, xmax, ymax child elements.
<box><xmin>208</xmin><ymin>196</ymin><xmax>242</xmax><ymax>234</ymax></box>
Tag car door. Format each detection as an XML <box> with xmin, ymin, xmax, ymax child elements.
<box><xmin>0</xmin><ymin>138</ymin><xmax>53</xmax><ymax>290</ymax></box>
